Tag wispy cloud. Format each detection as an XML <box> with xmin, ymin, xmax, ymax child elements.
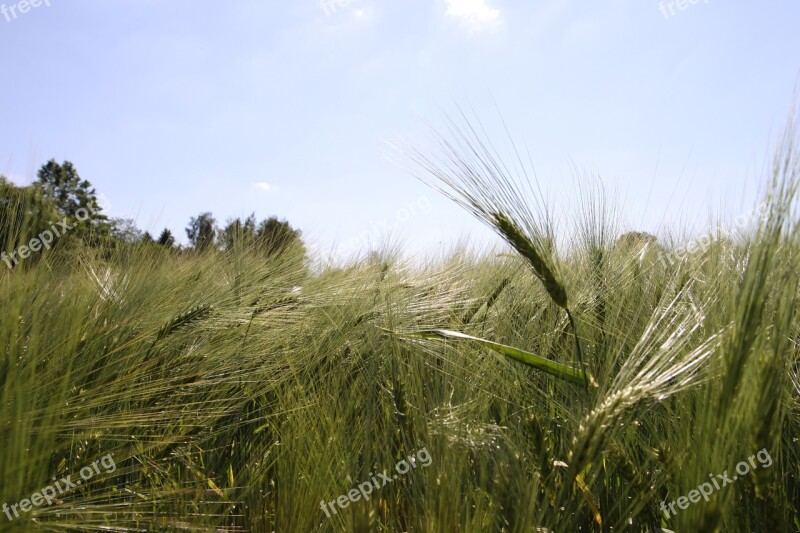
<box><xmin>445</xmin><ymin>0</ymin><xmax>501</xmax><ymax>28</ymax></box>
<box><xmin>253</xmin><ymin>182</ymin><xmax>271</xmax><ymax>191</ymax></box>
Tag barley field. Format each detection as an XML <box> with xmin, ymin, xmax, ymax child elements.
<box><xmin>1</xmin><ymin>116</ymin><xmax>799</xmax><ymax>532</ymax></box>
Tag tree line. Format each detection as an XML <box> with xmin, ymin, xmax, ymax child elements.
<box><xmin>0</xmin><ymin>160</ymin><xmax>304</xmax><ymax>267</ymax></box>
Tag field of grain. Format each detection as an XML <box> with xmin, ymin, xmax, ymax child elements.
<box><xmin>1</xmin><ymin>122</ymin><xmax>799</xmax><ymax>532</ymax></box>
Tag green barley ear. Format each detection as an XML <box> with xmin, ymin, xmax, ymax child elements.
<box><xmin>492</xmin><ymin>211</ymin><xmax>588</xmax><ymax>388</ymax></box>
<box><xmin>154</xmin><ymin>303</ymin><xmax>214</xmax><ymax>343</ymax></box>
<box><xmin>388</xmin><ymin>111</ymin><xmax>571</xmax><ymax>313</ymax></box>
<box><xmin>390</xmin><ymin>110</ymin><xmax>589</xmax><ymax>388</ymax></box>
<box><xmin>492</xmin><ymin>212</ymin><xmax>568</xmax><ymax>309</ymax></box>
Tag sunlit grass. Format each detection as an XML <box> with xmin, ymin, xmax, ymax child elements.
<box><xmin>1</xmin><ymin>120</ymin><xmax>799</xmax><ymax>531</ymax></box>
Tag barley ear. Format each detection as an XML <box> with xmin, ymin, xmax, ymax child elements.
<box><xmin>492</xmin><ymin>212</ymin><xmax>568</xmax><ymax>309</ymax></box>
<box><xmin>492</xmin><ymin>212</ymin><xmax>589</xmax><ymax>388</ymax></box>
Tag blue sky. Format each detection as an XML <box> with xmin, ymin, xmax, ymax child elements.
<box><xmin>1</xmin><ymin>0</ymin><xmax>798</xmax><ymax>259</ymax></box>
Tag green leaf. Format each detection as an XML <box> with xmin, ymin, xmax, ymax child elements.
<box><xmin>383</xmin><ymin>328</ymin><xmax>596</xmax><ymax>388</ymax></box>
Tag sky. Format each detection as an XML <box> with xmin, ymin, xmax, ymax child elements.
<box><xmin>1</xmin><ymin>0</ymin><xmax>799</xmax><ymax>260</ymax></box>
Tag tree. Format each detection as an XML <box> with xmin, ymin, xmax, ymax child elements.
<box><xmin>256</xmin><ymin>216</ymin><xmax>304</xmax><ymax>257</ymax></box>
<box><xmin>110</xmin><ymin>218</ymin><xmax>144</xmax><ymax>244</ymax></box>
<box><xmin>186</xmin><ymin>212</ymin><xmax>217</xmax><ymax>251</ymax></box>
<box><xmin>37</xmin><ymin>160</ymin><xmax>105</xmax><ymax>219</ymax></box>
<box><xmin>616</xmin><ymin>231</ymin><xmax>658</xmax><ymax>248</ymax></box>
<box><xmin>1</xmin><ymin>176</ymin><xmax>61</xmax><ymax>263</ymax></box>
<box><xmin>36</xmin><ymin>160</ymin><xmax>110</xmax><ymax>244</ymax></box>
<box><xmin>157</xmin><ymin>228</ymin><xmax>176</xmax><ymax>248</ymax></box>
<box><xmin>220</xmin><ymin>213</ymin><xmax>257</xmax><ymax>251</ymax></box>
<box><xmin>217</xmin><ymin>214</ymin><xmax>303</xmax><ymax>257</ymax></box>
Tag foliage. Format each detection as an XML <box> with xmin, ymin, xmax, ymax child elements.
<box><xmin>110</xmin><ymin>217</ymin><xmax>145</xmax><ymax>244</ymax></box>
<box><xmin>186</xmin><ymin>211</ymin><xmax>217</xmax><ymax>251</ymax></box>
<box><xmin>157</xmin><ymin>228</ymin><xmax>176</xmax><ymax>248</ymax></box>
<box><xmin>36</xmin><ymin>160</ymin><xmax>111</xmax><ymax>244</ymax></box>
<box><xmin>220</xmin><ymin>213</ymin><xmax>305</xmax><ymax>258</ymax></box>
<box><xmin>0</xmin><ymin>176</ymin><xmax>60</xmax><ymax>257</ymax></box>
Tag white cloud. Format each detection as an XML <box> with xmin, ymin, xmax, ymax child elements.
<box><xmin>253</xmin><ymin>182</ymin><xmax>271</xmax><ymax>191</ymax></box>
<box><xmin>445</xmin><ymin>0</ymin><xmax>500</xmax><ymax>27</ymax></box>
